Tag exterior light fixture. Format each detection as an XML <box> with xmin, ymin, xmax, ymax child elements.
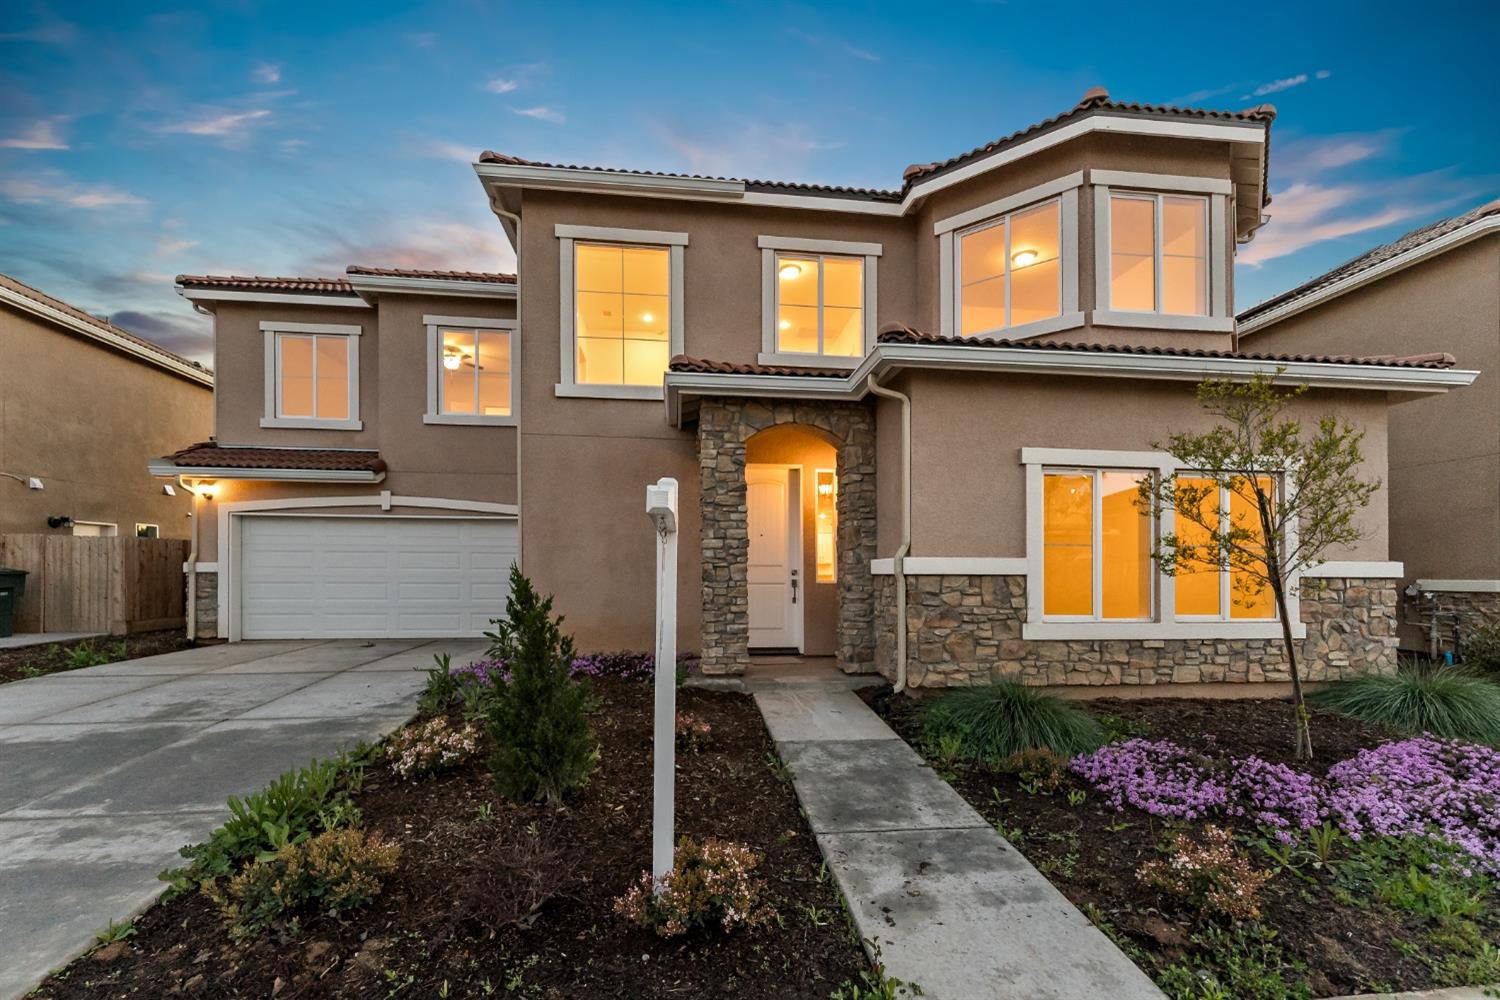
<box><xmin>27</xmin><ymin>477</ymin><xmax>43</xmax><ymax>490</ymax></box>
<box><xmin>162</xmin><ymin>483</ymin><xmax>176</xmax><ymax>497</ymax></box>
<box><xmin>817</xmin><ymin>481</ymin><xmax>835</xmax><ymax>496</ymax></box>
<box><xmin>778</xmin><ymin>262</ymin><xmax>803</xmax><ymax>280</ymax></box>
<box><xmin>1011</xmin><ymin>249</ymin><xmax>1039</xmax><ymax>267</ymax></box>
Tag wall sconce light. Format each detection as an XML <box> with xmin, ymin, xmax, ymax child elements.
<box><xmin>162</xmin><ymin>483</ymin><xmax>177</xmax><ymax>497</ymax></box>
<box><xmin>47</xmin><ymin>515</ymin><xmax>74</xmax><ymax>529</ymax></box>
<box><xmin>816</xmin><ymin>481</ymin><xmax>835</xmax><ymax>497</ymax></box>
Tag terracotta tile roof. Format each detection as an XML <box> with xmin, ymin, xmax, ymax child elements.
<box><xmin>876</xmin><ymin>324</ymin><xmax>1459</xmax><ymax>370</ymax></box>
<box><xmin>165</xmin><ymin>442</ymin><xmax>387</xmax><ymax>473</ymax></box>
<box><xmin>0</xmin><ymin>271</ymin><xmax>212</xmax><ymax>375</ymax></box>
<box><xmin>176</xmin><ymin>274</ymin><xmax>358</xmax><ymax>295</ymax></box>
<box><xmin>481</xmin><ymin>88</ymin><xmax>1274</xmax><ymax>204</ymax></box>
<box><xmin>668</xmin><ymin>356</ymin><xmax>853</xmax><ymax>378</ymax></box>
<box><xmin>345</xmin><ymin>266</ymin><xmax>516</xmax><ymax>284</ymax></box>
<box><xmin>1238</xmin><ymin>197</ymin><xmax>1500</xmax><ymax>323</ymax></box>
<box><xmin>478</xmin><ymin>151</ymin><xmax>901</xmax><ymax>202</ymax></box>
<box><xmin>902</xmin><ymin>88</ymin><xmax>1275</xmax><ymax>197</ymax></box>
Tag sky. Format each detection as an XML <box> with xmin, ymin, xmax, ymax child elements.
<box><xmin>1</xmin><ymin>0</ymin><xmax>1495</xmax><ymax>367</ymax></box>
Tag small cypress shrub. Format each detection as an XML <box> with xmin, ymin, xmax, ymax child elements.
<box><xmin>922</xmin><ymin>681</ymin><xmax>1105</xmax><ymax>760</ymax></box>
<box><xmin>1462</xmin><ymin>619</ymin><xmax>1500</xmax><ymax>674</ymax></box>
<box><xmin>484</xmin><ymin>566</ymin><xmax>598</xmax><ymax>804</ymax></box>
<box><xmin>1311</xmin><ymin>661</ymin><xmax>1500</xmax><ymax>745</ymax></box>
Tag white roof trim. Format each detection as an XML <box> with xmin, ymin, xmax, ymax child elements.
<box><xmin>147</xmin><ymin>458</ymin><xmax>384</xmax><ymax>483</ymax></box>
<box><xmin>2</xmin><ymin>282</ymin><xmax>213</xmax><ymax>386</ymax></box>
<box><xmin>346</xmin><ymin>273</ymin><xmax>516</xmax><ymax>301</ymax></box>
<box><xmin>176</xmin><ymin>286</ymin><xmax>370</xmax><ymax>309</ymax></box>
<box><xmin>663</xmin><ymin>342</ymin><xmax>1479</xmax><ymax>426</ymax></box>
<box><xmin>1239</xmin><ymin>214</ymin><xmax>1500</xmax><ymax>334</ymax></box>
<box><xmin>477</xmin><ymin>113</ymin><xmax>1268</xmax><ymax>220</ymax></box>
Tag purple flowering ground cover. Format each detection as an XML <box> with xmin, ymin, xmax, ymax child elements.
<box><xmin>866</xmin><ymin>691</ymin><xmax>1500</xmax><ymax>999</ymax></box>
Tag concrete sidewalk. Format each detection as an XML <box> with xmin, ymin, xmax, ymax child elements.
<box><xmin>0</xmin><ymin>637</ymin><xmax>487</xmax><ymax>1000</ymax></box>
<box><xmin>754</xmin><ymin>677</ymin><xmax>1164</xmax><ymax>1000</ymax></box>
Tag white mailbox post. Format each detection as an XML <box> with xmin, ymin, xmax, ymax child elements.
<box><xmin>645</xmin><ymin>477</ymin><xmax>679</xmax><ymax>884</ymax></box>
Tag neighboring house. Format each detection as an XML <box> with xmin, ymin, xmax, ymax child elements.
<box><xmin>1238</xmin><ymin>199</ymin><xmax>1500</xmax><ymax>654</ymax></box>
<box><xmin>0</xmin><ymin>272</ymin><xmax>212</xmax><ymax>539</ymax></box>
<box><xmin>158</xmin><ymin>89</ymin><xmax>1478</xmax><ymax>693</ymax></box>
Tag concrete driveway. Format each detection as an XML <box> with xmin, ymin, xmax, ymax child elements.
<box><xmin>0</xmin><ymin>637</ymin><xmax>487</xmax><ymax>1000</ymax></box>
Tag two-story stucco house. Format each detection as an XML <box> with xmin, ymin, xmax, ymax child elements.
<box><xmin>154</xmin><ymin>89</ymin><xmax>1477</xmax><ymax>692</ymax></box>
<box><xmin>1239</xmin><ymin>198</ymin><xmax>1499</xmax><ymax>655</ymax></box>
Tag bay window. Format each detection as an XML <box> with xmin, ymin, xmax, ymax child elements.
<box><xmin>958</xmin><ymin>199</ymin><xmax>1062</xmax><ymax>336</ymax></box>
<box><xmin>1109</xmin><ymin>192</ymin><xmax>1208</xmax><ymax>315</ymax></box>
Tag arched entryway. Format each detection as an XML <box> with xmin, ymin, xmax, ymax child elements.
<box><xmin>696</xmin><ymin>399</ymin><xmax>876</xmax><ymax>675</ymax></box>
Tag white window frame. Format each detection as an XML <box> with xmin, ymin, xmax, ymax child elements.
<box><xmin>1170</xmin><ymin>475</ymin><xmax>1280</xmax><ymax>625</ymax></box>
<box><xmin>423</xmin><ymin>315</ymin><xmax>519</xmax><ymax>426</ymax></box>
<box><xmin>135</xmin><ymin>523</ymin><xmax>160</xmax><ymax>538</ymax></box>
<box><xmin>1022</xmin><ymin>447</ymin><xmax>1302</xmax><ymax>641</ymax></box>
<box><xmin>259</xmin><ymin>321</ymin><xmax>363</xmax><ymax>430</ymax></box>
<box><xmin>936</xmin><ymin>172</ymin><xmax>1084</xmax><ymax>339</ymax></box>
<box><xmin>1091</xmin><ymin>171</ymin><xmax>1232</xmax><ymax>332</ymax></box>
<box><xmin>758</xmin><ymin>235</ymin><xmax>880</xmax><ymax>369</ymax></box>
<box><xmin>555</xmin><ymin>224</ymin><xmax>686</xmax><ymax>401</ymax></box>
<box><xmin>71</xmin><ymin>520</ymin><xmax>118</xmax><ymax>537</ymax></box>
<box><xmin>1037</xmin><ymin>466</ymin><xmax>1156</xmax><ymax>624</ymax></box>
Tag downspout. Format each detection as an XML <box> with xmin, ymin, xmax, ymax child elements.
<box><xmin>866</xmin><ymin>372</ymin><xmax>911</xmax><ymax>693</ymax></box>
<box><xmin>490</xmin><ymin>196</ymin><xmax>524</xmax><ymax>571</ymax></box>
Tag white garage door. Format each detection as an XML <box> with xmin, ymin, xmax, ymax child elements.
<box><xmin>238</xmin><ymin>515</ymin><xmax>518</xmax><ymax>639</ymax></box>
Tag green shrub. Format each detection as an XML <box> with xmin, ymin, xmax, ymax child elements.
<box><xmin>921</xmin><ymin>682</ymin><xmax>1105</xmax><ymax>760</ymax></box>
<box><xmin>484</xmin><ymin>566</ymin><xmax>597</xmax><ymax>804</ymax></box>
<box><xmin>613</xmin><ymin>837</ymin><xmax>775</xmax><ymax>937</ymax></box>
<box><xmin>160</xmin><ymin>750</ymin><xmax>369</xmax><ymax>896</ymax></box>
<box><xmin>1462</xmin><ymin>619</ymin><xmax>1500</xmax><ymax>674</ymax></box>
<box><xmin>214</xmin><ymin>828</ymin><xmax>400</xmax><ymax>939</ymax></box>
<box><xmin>387</xmin><ymin>717</ymin><xmax>480</xmax><ymax>780</ymax></box>
<box><xmin>417</xmin><ymin>651</ymin><xmax>461</xmax><ymax>714</ymax></box>
<box><xmin>1139</xmin><ymin>825</ymin><xmax>1274</xmax><ymax>921</ymax></box>
<box><xmin>1310</xmin><ymin>661</ymin><xmax>1500</xmax><ymax>745</ymax></box>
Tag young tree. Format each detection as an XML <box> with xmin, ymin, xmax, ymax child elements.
<box><xmin>485</xmin><ymin>565</ymin><xmax>598</xmax><ymax>804</ymax></box>
<box><xmin>1138</xmin><ymin>372</ymin><xmax>1379</xmax><ymax>759</ymax></box>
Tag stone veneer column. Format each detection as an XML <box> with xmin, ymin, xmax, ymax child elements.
<box><xmin>697</xmin><ymin>398</ymin><xmax>877</xmax><ymax>676</ymax></box>
<box><xmin>193</xmin><ymin>571</ymin><xmax>218</xmax><ymax>640</ymax></box>
<box><xmin>874</xmin><ymin>573</ymin><xmax>1400</xmax><ymax>688</ymax></box>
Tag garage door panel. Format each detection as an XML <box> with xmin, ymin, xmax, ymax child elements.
<box><xmin>239</xmin><ymin>516</ymin><xmax>517</xmax><ymax>639</ymax></box>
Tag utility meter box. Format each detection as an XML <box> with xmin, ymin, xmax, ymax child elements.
<box><xmin>0</xmin><ymin>567</ymin><xmax>29</xmax><ymax>638</ymax></box>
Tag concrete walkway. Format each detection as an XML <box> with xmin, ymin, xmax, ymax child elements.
<box><xmin>753</xmin><ymin>672</ymin><xmax>1164</xmax><ymax>1000</ymax></box>
<box><xmin>0</xmin><ymin>632</ymin><xmax>104</xmax><ymax>651</ymax></box>
<box><xmin>0</xmin><ymin>637</ymin><xmax>486</xmax><ymax>1000</ymax></box>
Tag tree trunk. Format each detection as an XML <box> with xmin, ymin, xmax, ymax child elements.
<box><xmin>1271</xmin><ymin>574</ymin><xmax>1313</xmax><ymax>760</ymax></box>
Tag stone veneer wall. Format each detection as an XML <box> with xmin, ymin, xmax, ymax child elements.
<box><xmin>193</xmin><ymin>570</ymin><xmax>218</xmax><ymax>640</ymax></box>
<box><xmin>698</xmin><ymin>399</ymin><xmax>877</xmax><ymax>675</ymax></box>
<box><xmin>874</xmin><ymin>574</ymin><xmax>1400</xmax><ymax>688</ymax></box>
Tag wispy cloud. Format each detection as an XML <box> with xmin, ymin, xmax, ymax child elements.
<box><xmin>511</xmin><ymin>105</ymin><xmax>564</xmax><ymax>124</ymax></box>
<box><xmin>0</xmin><ymin>172</ymin><xmax>146</xmax><ymax>209</ymax></box>
<box><xmin>160</xmin><ymin>108</ymin><xmax>272</xmax><ymax>146</ymax></box>
<box><xmin>0</xmin><ymin>116</ymin><xmax>69</xmax><ymax>150</ymax></box>
<box><xmin>1239</xmin><ymin>70</ymin><xmax>1331</xmax><ymax>101</ymax></box>
<box><xmin>484</xmin><ymin>62</ymin><xmax>548</xmax><ymax>95</ymax></box>
<box><xmin>154</xmin><ymin>237</ymin><xmax>197</xmax><ymax>257</ymax></box>
<box><xmin>788</xmin><ymin>28</ymin><xmax>880</xmax><ymax>62</ymax></box>
<box><xmin>404</xmin><ymin>31</ymin><xmax>437</xmax><ymax>48</ymax></box>
<box><xmin>0</xmin><ymin>17</ymin><xmax>77</xmax><ymax>44</ymax></box>
<box><xmin>107</xmin><ymin>309</ymin><xmax>213</xmax><ymax>364</ymax></box>
<box><xmin>485</xmin><ymin>78</ymin><xmax>520</xmax><ymax>94</ymax></box>
<box><xmin>299</xmin><ymin>218</ymin><xmax>515</xmax><ymax>275</ymax></box>
<box><xmin>1276</xmin><ymin>129</ymin><xmax>1402</xmax><ymax>174</ymax></box>
<box><xmin>650</xmin><ymin>118</ymin><xmax>846</xmax><ymax>179</ymax></box>
<box><xmin>251</xmin><ymin>62</ymin><xmax>281</xmax><ymax>84</ymax></box>
<box><xmin>410</xmin><ymin>139</ymin><xmax>478</xmax><ymax>162</ymax></box>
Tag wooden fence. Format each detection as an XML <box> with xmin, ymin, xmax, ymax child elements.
<box><xmin>0</xmin><ymin>534</ymin><xmax>189</xmax><ymax>635</ymax></box>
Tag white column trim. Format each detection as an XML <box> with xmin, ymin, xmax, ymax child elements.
<box><xmin>872</xmin><ymin>556</ymin><xmax>1028</xmax><ymax>576</ymax></box>
<box><xmin>1304</xmin><ymin>561</ymin><xmax>1404</xmax><ymax>579</ymax></box>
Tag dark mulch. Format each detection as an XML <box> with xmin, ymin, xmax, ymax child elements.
<box><xmin>865</xmin><ymin>689</ymin><xmax>1492</xmax><ymax>998</ymax></box>
<box><xmin>33</xmin><ymin>680</ymin><xmax>867</xmax><ymax>1000</ymax></box>
<box><xmin>0</xmin><ymin>629</ymin><xmax>191</xmax><ymax>684</ymax></box>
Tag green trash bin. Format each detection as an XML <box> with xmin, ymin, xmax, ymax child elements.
<box><xmin>0</xmin><ymin>567</ymin><xmax>28</xmax><ymax>638</ymax></box>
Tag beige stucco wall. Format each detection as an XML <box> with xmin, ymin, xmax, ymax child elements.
<box><xmin>1242</xmin><ymin>236</ymin><xmax>1499</xmax><ymax>589</ymax></box>
<box><xmin>893</xmin><ymin>369</ymin><xmax>1391</xmax><ymax>562</ymax></box>
<box><xmin>0</xmin><ymin>302</ymin><xmax>212</xmax><ymax>537</ymax></box>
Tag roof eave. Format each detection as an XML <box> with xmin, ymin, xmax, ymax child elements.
<box><xmin>344</xmin><ymin>273</ymin><xmax>517</xmax><ymax>303</ymax></box>
<box><xmin>663</xmin><ymin>343</ymin><xmax>1477</xmax><ymax>428</ymax></box>
<box><xmin>147</xmin><ymin>459</ymin><xmax>385</xmax><ymax>483</ymax></box>
<box><xmin>175</xmin><ymin>285</ymin><xmax>369</xmax><ymax>310</ymax></box>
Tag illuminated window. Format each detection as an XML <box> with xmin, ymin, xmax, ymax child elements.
<box><xmin>1173</xmin><ymin>476</ymin><xmax>1277</xmax><ymax>620</ymax></box>
<box><xmin>776</xmin><ymin>254</ymin><xmax>863</xmax><ymax>358</ymax></box>
<box><xmin>959</xmin><ymin>199</ymin><xmax>1062</xmax><ymax>335</ymax></box>
<box><xmin>439</xmin><ymin>329</ymin><xmax>512</xmax><ymax>416</ymax></box>
<box><xmin>273</xmin><ymin>331</ymin><xmax>353</xmax><ymax>423</ymax></box>
<box><xmin>1109</xmin><ymin>193</ymin><xmax>1208</xmax><ymax>316</ymax></box>
<box><xmin>135</xmin><ymin>523</ymin><xmax>159</xmax><ymax>539</ymax></box>
<box><xmin>575</xmin><ymin>242</ymin><xmax>671</xmax><ymax>386</ymax></box>
<box><xmin>1042</xmin><ymin>469</ymin><xmax>1153</xmax><ymax>619</ymax></box>
<box><xmin>815</xmin><ymin>469</ymin><xmax>837</xmax><ymax>582</ymax></box>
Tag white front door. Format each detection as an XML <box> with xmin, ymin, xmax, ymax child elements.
<box><xmin>746</xmin><ymin>466</ymin><xmax>802</xmax><ymax>650</ymax></box>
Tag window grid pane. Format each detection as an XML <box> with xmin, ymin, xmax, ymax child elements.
<box><xmin>1229</xmin><ymin>477</ymin><xmax>1276</xmax><ymax>619</ymax></box>
<box><xmin>575</xmin><ymin>243</ymin><xmax>671</xmax><ymax>386</ymax></box>
<box><xmin>958</xmin><ymin>200</ymin><xmax>1062</xmax><ymax>336</ymax></box>
<box><xmin>1100</xmin><ymin>471</ymin><xmax>1152</xmax><ymax>619</ymax></box>
<box><xmin>776</xmin><ymin>253</ymin><xmax>865</xmax><ymax>358</ymax></box>
<box><xmin>1043</xmin><ymin>472</ymin><xmax>1094</xmax><ymax>617</ymax></box>
<box><xmin>815</xmin><ymin>469</ymin><xmax>837</xmax><ymax>582</ymax></box>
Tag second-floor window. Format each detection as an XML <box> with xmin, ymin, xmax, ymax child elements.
<box><xmin>776</xmin><ymin>253</ymin><xmax>863</xmax><ymax>358</ymax></box>
<box><xmin>1109</xmin><ymin>192</ymin><xmax>1208</xmax><ymax>316</ymax></box>
<box><xmin>424</xmin><ymin>315</ymin><xmax>518</xmax><ymax>425</ymax></box>
<box><xmin>958</xmin><ymin>199</ymin><xmax>1062</xmax><ymax>336</ymax></box>
<box><xmin>260</xmin><ymin>321</ymin><xmax>361</xmax><ymax>430</ymax></box>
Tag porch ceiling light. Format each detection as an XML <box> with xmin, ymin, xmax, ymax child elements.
<box><xmin>1012</xmin><ymin>249</ymin><xmax>1039</xmax><ymax>267</ymax></box>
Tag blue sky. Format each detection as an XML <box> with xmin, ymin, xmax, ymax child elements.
<box><xmin>1</xmin><ymin>0</ymin><xmax>1494</xmax><ymax>365</ymax></box>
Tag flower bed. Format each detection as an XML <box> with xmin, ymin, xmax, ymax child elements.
<box><xmin>33</xmin><ymin>678</ymin><xmax>867</xmax><ymax>999</ymax></box>
<box><xmin>867</xmin><ymin>691</ymin><xmax>1500</xmax><ymax>999</ymax></box>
